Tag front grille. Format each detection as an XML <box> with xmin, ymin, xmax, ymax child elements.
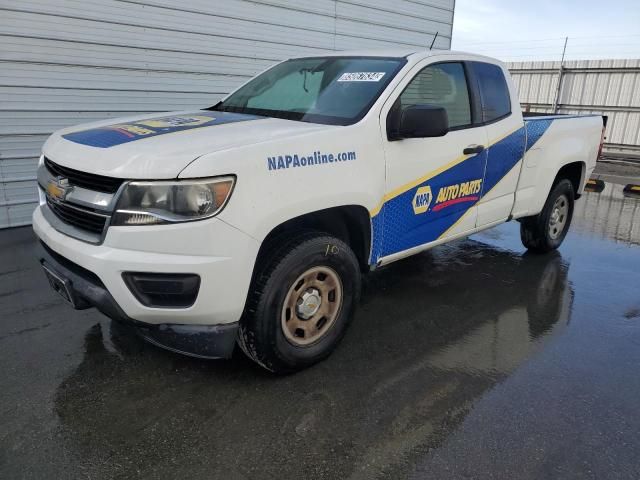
<box><xmin>45</xmin><ymin>157</ymin><xmax>124</xmax><ymax>194</ymax></box>
<box><xmin>46</xmin><ymin>198</ymin><xmax>108</xmax><ymax>235</ymax></box>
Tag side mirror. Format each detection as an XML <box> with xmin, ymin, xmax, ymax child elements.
<box><xmin>395</xmin><ymin>105</ymin><xmax>449</xmax><ymax>139</ymax></box>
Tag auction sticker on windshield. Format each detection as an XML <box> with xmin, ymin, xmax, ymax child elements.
<box><xmin>338</xmin><ymin>72</ymin><xmax>386</xmax><ymax>82</ymax></box>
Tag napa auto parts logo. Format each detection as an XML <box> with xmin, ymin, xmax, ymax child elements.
<box><xmin>412</xmin><ymin>186</ymin><xmax>433</xmax><ymax>214</ymax></box>
<box><xmin>62</xmin><ymin>111</ymin><xmax>260</xmax><ymax>148</ymax></box>
<box><xmin>413</xmin><ymin>179</ymin><xmax>483</xmax><ymax>214</ymax></box>
<box><xmin>103</xmin><ymin>115</ymin><xmax>215</xmax><ymax>138</ymax></box>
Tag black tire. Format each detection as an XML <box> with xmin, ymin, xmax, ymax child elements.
<box><xmin>520</xmin><ymin>179</ymin><xmax>575</xmax><ymax>253</ymax></box>
<box><xmin>238</xmin><ymin>231</ymin><xmax>361</xmax><ymax>374</ymax></box>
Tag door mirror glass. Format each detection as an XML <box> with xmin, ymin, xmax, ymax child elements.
<box><xmin>397</xmin><ymin>105</ymin><xmax>449</xmax><ymax>138</ymax></box>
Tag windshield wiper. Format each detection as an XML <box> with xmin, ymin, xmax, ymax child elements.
<box><xmin>207</xmin><ymin>104</ymin><xmax>305</xmax><ymax>121</ymax></box>
<box><xmin>300</xmin><ymin>68</ymin><xmax>313</xmax><ymax>93</ymax></box>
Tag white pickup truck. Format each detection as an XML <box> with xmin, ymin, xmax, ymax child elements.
<box><xmin>34</xmin><ymin>49</ymin><xmax>606</xmax><ymax>373</ymax></box>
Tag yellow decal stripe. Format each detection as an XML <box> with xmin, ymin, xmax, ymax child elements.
<box><xmin>489</xmin><ymin>125</ymin><xmax>523</xmax><ymax>147</ymax></box>
<box><xmin>440</xmin><ymin>157</ymin><xmax>524</xmax><ymax>239</ymax></box>
<box><xmin>370</xmin><ymin>126</ymin><xmax>523</xmax><ymax>217</ymax></box>
<box><xmin>437</xmin><ymin>208</ymin><xmax>473</xmax><ymax>240</ymax></box>
<box><xmin>370</xmin><ymin>152</ymin><xmax>471</xmax><ymax>216</ymax></box>
<box><xmin>476</xmin><ymin>159</ymin><xmax>522</xmax><ymax>205</ymax></box>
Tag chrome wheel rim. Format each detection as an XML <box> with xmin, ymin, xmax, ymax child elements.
<box><xmin>281</xmin><ymin>266</ymin><xmax>343</xmax><ymax>346</ymax></box>
<box><xmin>549</xmin><ymin>194</ymin><xmax>569</xmax><ymax>240</ymax></box>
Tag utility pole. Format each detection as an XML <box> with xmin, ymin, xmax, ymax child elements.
<box><xmin>552</xmin><ymin>37</ymin><xmax>569</xmax><ymax>114</ymax></box>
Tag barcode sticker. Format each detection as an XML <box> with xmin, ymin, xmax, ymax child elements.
<box><xmin>337</xmin><ymin>72</ymin><xmax>386</xmax><ymax>82</ymax></box>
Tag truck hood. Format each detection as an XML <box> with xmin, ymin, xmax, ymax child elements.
<box><xmin>43</xmin><ymin>110</ymin><xmax>335</xmax><ymax>179</ymax></box>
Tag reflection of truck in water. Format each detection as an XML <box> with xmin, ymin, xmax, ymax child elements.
<box><xmin>34</xmin><ymin>50</ymin><xmax>595</xmax><ymax>372</ymax></box>
<box><xmin>54</xmin><ymin>241</ymin><xmax>571</xmax><ymax>478</ymax></box>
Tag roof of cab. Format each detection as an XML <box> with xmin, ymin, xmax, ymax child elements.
<box><xmin>288</xmin><ymin>49</ymin><xmax>502</xmax><ymax>64</ymax></box>
<box><xmin>291</xmin><ymin>48</ymin><xmax>419</xmax><ymax>58</ymax></box>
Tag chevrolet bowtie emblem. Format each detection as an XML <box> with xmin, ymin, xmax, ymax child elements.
<box><xmin>46</xmin><ymin>177</ymin><xmax>72</xmax><ymax>202</ymax></box>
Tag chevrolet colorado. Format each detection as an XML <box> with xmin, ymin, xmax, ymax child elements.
<box><xmin>33</xmin><ymin>50</ymin><xmax>606</xmax><ymax>373</ymax></box>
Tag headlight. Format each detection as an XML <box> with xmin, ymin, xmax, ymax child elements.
<box><xmin>111</xmin><ymin>176</ymin><xmax>235</xmax><ymax>226</ymax></box>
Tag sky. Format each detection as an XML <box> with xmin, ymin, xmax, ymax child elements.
<box><xmin>451</xmin><ymin>0</ymin><xmax>640</xmax><ymax>62</ymax></box>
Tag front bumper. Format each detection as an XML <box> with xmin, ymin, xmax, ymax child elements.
<box><xmin>38</xmin><ymin>242</ymin><xmax>238</xmax><ymax>358</ymax></box>
<box><xmin>33</xmin><ymin>205</ymin><xmax>259</xmax><ymax>325</ymax></box>
<box><xmin>32</xmin><ymin>204</ymin><xmax>260</xmax><ymax>358</ymax></box>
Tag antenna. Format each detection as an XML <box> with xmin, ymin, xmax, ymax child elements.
<box><xmin>430</xmin><ymin>32</ymin><xmax>439</xmax><ymax>50</ymax></box>
<box><xmin>552</xmin><ymin>36</ymin><xmax>569</xmax><ymax>113</ymax></box>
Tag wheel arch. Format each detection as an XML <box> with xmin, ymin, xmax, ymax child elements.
<box><xmin>253</xmin><ymin>205</ymin><xmax>372</xmax><ymax>274</ymax></box>
<box><xmin>518</xmin><ymin>160</ymin><xmax>586</xmax><ymax>220</ymax></box>
<box><xmin>553</xmin><ymin>161</ymin><xmax>586</xmax><ymax>199</ymax></box>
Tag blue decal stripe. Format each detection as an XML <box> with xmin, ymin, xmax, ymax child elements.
<box><xmin>524</xmin><ymin>118</ymin><xmax>554</xmax><ymax>151</ymax></box>
<box><xmin>369</xmin><ymin>121</ymin><xmax>554</xmax><ymax>264</ymax></box>
<box><xmin>481</xmin><ymin>127</ymin><xmax>526</xmax><ymax>197</ymax></box>
<box><xmin>372</xmin><ymin>148</ymin><xmax>487</xmax><ymax>259</ymax></box>
<box><xmin>62</xmin><ymin>111</ymin><xmax>261</xmax><ymax>148</ymax></box>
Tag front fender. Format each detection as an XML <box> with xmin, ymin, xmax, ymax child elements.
<box><xmin>179</xmin><ymin>122</ymin><xmax>386</xmax><ymax>243</ymax></box>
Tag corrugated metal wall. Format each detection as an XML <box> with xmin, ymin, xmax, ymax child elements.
<box><xmin>0</xmin><ymin>0</ymin><xmax>455</xmax><ymax>229</ymax></box>
<box><xmin>509</xmin><ymin>59</ymin><xmax>640</xmax><ymax>159</ymax></box>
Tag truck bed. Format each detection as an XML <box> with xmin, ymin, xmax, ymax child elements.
<box><xmin>513</xmin><ymin>112</ymin><xmax>605</xmax><ymax>218</ymax></box>
<box><xmin>523</xmin><ymin>111</ymin><xmax>607</xmax><ymax>126</ymax></box>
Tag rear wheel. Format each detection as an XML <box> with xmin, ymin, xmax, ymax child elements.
<box><xmin>238</xmin><ymin>231</ymin><xmax>361</xmax><ymax>374</ymax></box>
<box><xmin>520</xmin><ymin>179</ymin><xmax>575</xmax><ymax>253</ymax></box>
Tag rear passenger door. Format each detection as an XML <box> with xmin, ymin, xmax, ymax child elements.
<box><xmin>471</xmin><ymin>62</ymin><xmax>526</xmax><ymax>227</ymax></box>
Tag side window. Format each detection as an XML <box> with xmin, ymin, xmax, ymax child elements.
<box><xmin>474</xmin><ymin>62</ymin><xmax>511</xmax><ymax>123</ymax></box>
<box><xmin>399</xmin><ymin>62</ymin><xmax>472</xmax><ymax>128</ymax></box>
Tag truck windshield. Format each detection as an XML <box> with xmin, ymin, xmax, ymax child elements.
<box><xmin>211</xmin><ymin>57</ymin><xmax>406</xmax><ymax>126</ymax></box>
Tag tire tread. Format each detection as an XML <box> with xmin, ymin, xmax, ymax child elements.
<box><xmin>239</xmin><ymin>230</ymin><xmax>359</xmax><ymax>373</ymax></box>
<box><xmin>520</xmin><ymin>179</ymin><xmax>575</xmax><ymax>253</ymax></box>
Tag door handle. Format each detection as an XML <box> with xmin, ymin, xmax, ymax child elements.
<box><xmin>464</xmin><ymin>145</ymin><xmax>485</xmax><ymax>155</ymax></box>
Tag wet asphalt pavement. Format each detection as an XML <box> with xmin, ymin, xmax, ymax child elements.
<box><xmin>1</xmin><ymin>182</ymin><xmax>640</xmax><ymax>480</ymax></box>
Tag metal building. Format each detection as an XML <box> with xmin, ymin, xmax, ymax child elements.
<box><xmin>509</xmin><ymin>59</ymin><xmax>640</xmax><ymax>160</ymax></box>
<box><xmin>0</xmin><ymin>0</ymin><xmax>455</xmax><ymax>229</ymax></box>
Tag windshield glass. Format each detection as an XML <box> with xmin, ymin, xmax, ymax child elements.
<box><xmin>211</xmin><ymin>57</ymin><xmax>406</xmax><ymax>126</ymax></box>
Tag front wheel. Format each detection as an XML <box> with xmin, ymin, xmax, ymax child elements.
<box><xmin>520</xmin><ymin>179</ymin><xmax>575</xmax><ymax>253</ymax></box>
<box><xmin>238</xmin><ymin>232</ymin><xmax>361</xmax><ymax>374</ymax></box>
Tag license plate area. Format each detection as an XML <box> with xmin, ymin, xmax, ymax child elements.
<box><xmin>42</xmin><ymin>263</ymin><xmax>76</xmax><ymax>307</ymax></box>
